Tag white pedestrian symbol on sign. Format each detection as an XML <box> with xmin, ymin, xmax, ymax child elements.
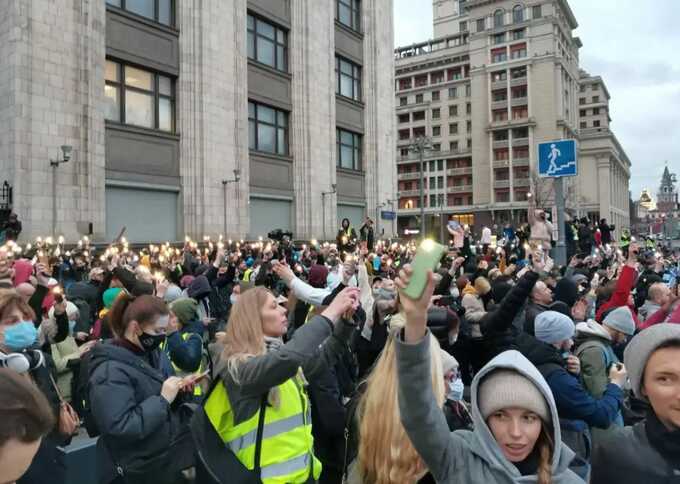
<box><xmin>548</xmin><ymin>144</ymin><xmax>561</xmax><ymax>175</ymax></box>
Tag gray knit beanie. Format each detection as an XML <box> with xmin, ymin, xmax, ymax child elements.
<box><xmin>603</xmin><ymin>306</ymin><xmax>636</xmax><ymax>336</ymax></box>
<box><xmin>624</xmin><ymin>323</ymin><xmax>680</xmax><ymax>398</ymax></box>
<box><xmin>534</xmin><ymin>311</ymin><xmax>575</xmax><ymax>344</ymax></box>
<box><xmin>478</xmin><ymin>369</ymin><xmax>550</xmax><ymax>422</ymax></box>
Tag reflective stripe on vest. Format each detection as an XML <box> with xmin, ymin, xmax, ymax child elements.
<box><xmin>160</xmin><ymin>333</ymin><xmax>204</xmax><ymax>396</ymax></box>
<box><xmin>204</xmin><ymin>376</ymin><xmax>321</xmax><ymax>484</ymax></box>
<box><xmin>243</xmin><ymin>269</ymin><xmax>254</xmax><ymax>282</ymax></box>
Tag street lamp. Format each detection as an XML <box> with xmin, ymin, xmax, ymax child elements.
<box><xmin>50</xmin><ymin>145</ymin><xmax>72</xmax><ymax>237</ymax></box>
<box><xmin>222</xmin><ymin>169</ymin><xmax>241</xmax><ymax>237</ymax></box>
<box><xmin>438</xmin><ymin>193</ymin><xmax>446</xmax><ymax>244</ymax></box>
<box><xmin>408</xmin><ymin>136</ymin><xmax>432</xmax><ymax>239</ymax></box>
<box><xmin>322</xmin><ymin>184</ymin><xmax>337</xmax><ymax>241</ymax></box>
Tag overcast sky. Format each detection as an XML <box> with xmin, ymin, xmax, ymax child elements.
<box><xmin>393</xmin><ymin>0</ymin><xmax>680</xmax><ymax>199</ymax></box>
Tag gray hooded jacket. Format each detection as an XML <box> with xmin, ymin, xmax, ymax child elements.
<box><xmin>395</xmin><ymin>331</ymin><xmax>584</xmax><ymax>483</ymax></box>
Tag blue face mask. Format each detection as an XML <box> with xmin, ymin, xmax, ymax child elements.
<box><xmin>3</xmin><ymin>321</ymin><xmax>38</xmax><ymax>351</ymax></box>
<box><xmin>68</xmin><ymin>320</ymin><xmax>77</xmax><ymax>335</ymax></box>
<box><xmin>447</xmin><ymin>377</ymin><xmax>465</xmax><ymax>401</ymax></box>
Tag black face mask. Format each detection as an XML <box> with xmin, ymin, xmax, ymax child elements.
<box><xmin>138</xmin><ymin>332</ymin><xmax>166</xmax><ymax>352</ymax></box>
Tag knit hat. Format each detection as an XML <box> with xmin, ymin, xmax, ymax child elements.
<box><xmin>478</xmin><ymin>369</ymin><xmax>550</xmax><ymax>422</ymax></box>
<box><xmin>603</xmin><ymin>306</ymin><xmax>636</xmax><ymax>336</ymax></box>
<box><xmin>163</xmin><ymin>284</ymin><xmax>183</xmax><ymax>303</ymax></box>
<box><xmin>170</xmin><ymin>298</ymin><xmax>198</xmax><ymax>326</ymax></box>
<box><xmin>180</xmin><ymin>275</ymin><xmax>195</xmax><ymax>289</ymax></box>
<box><xmin>554</xmin><ymin>277</ymin><xmax>578</xmax><ymax>308</ymax></box>
<box><xmin>103</xmin><ymin>287</ymin><xmax>123</xmax><ymax>309</ymax></box>
<box><xmin>534</xmin><ymin>310</ymin><xmax>575</xmax><ymax>344</ymax></box>
<box><xmin>440</xmin><ymin>350</ymin><xmax>459</xmax><ymax>375</ymax></box>
<box><xmin>624</xmin><ymin>324</ymin><xmax>680</xmax><ymax>398</ymax></box>
<box><xmin>549</xmin><ymin>301</ymin><xmax>572</xmax><ymax>319</ymax></box>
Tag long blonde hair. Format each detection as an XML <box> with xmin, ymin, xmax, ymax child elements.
<box><xmin>536</xmin><ymin>425</ymin><xmax>555</xmax><ymax>484</ymax></box>
<box><xmin>221</xmin><ymin>287</ymin><xmax>283</xmax><ymax>405</ymax></box>
<box><xmin>357</xmin><ymin>333</ymin><xmax>446</xmax><ymax>484</ymax></box>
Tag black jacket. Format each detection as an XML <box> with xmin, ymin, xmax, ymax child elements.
<box><xmin>592</xmin><ymin>419</ymin><xmax>680</xmax><ymax>484</ymax></box>
<box><xmin>480</xmin><ymin>270</ymin><xmax>539</xmax><ymax>363</ymax></box>
<box><xmin>88</xmin><ymin>342</ymin><xmax>191</xmax><ymax>484</ymax></box>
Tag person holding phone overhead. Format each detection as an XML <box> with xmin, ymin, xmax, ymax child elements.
<box><xmin>392</xmin><ymin>264</ymin><xmax>583</xmax><ymax>484</ymax></box>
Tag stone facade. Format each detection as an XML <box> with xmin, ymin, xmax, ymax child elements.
<box><xmin>1</xmin><ymin>0</ymin><xmax>107</xmax><ymax>241</ymax></box>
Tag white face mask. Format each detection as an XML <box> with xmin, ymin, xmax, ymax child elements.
<box><xmin>450</xmin><ymin>287</ymin><xmax>460</xmax><ymax>299</ymax></box>
<box><xmin>447</xmin><ymin>377</ymin><xmax>464</xmax><ymax>401</ymax></box>
<box><xmin>230</xmin><ymin>295</ymin><xmax>238</xmax><ymax>306</ymax></box>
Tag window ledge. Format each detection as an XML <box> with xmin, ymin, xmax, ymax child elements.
<box><xmin>248</xmin><ymin>149</ymin><xmax>293</xmax><ymax>163</ymax></box>
<box><xmin>247</xmin><ymin>59</ymin><xmax>292</xmax><ymax>80</ymax></box>
<box><xmin>106</xmin><ymin>5</ymin><xmax>179</xmax><ymax>36</ymax></box>
<box><xmin>337</xmin><ymin>167</ymin><xmax>365</xmax><ymax>176</ymax></box>
<box><xmin>335</xmin><ymin>94</ymin><xmax>365</xmax><ymax>108</ymax></box>
<box><xmin>334</xmin><ymin>20</ymin><xmax>364</xmax><ymax>40</ymax></box>
<box><xmin>105</xmin><ymin>121</ymin><xmax>180</xmax><ymax>140</ymax></box>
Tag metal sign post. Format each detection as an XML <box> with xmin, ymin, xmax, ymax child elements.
<box><xmin>537</xmin><ymin>140</ymin><xmax>578</xmax><ymax>267</ymax></box>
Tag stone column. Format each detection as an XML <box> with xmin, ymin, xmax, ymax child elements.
<box><xmin>362</xmin><ymin>0</ymin><xmax>397</xmax><ymax>237</ymax></box>
<box><xmin>0</xmin><ymin>0</ymin><xmax>106</xmax><ymax>241</ymax></box>
<box><xmin>597</xmin><ymin>156</ymin><xmax>611</xmax><ymax>223</ymax></box>
<box><xmin>290</xmin><ymin>0</ymin><xmax>336</xmax><ymax>239</ymax></box>
<box><xmin>178</xmin><ymin>0</ymin><xmax>249</xmax><ymax>239</ymax></box>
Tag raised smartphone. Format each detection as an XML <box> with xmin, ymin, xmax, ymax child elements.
<box><xmin>403</xmin><ymin>239</ymin><xmax>446</xmax><ymax>300</ymax></box>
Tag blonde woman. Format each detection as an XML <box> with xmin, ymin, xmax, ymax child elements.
<box><xmin>393</xmin><ymin>266</ymin><xmax>584</xmax><ymax>484</ymax></box>
<box><xmin>195</xmin><ymin>285</ymin><xmax>360</xmax><ymax>484</ymax></box>
<box><xmin>347</xmin><ymin>329</ymin><xmax>447</xmax><ymax>484</ymax></box>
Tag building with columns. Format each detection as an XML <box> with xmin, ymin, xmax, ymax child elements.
<box><xmin>394</xmin><ymin>0</ymin><xmax>631</xmax><ymax>238</ymax></box>
<box><xmin>0</xmin><ymin>0</ymin><xmax>396</xmax><ymax>243</ymax></box>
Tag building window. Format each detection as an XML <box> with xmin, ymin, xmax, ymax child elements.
<box><xmin>438</xmin><ymin>160</ymin><xmax>444</xmax><ymax>171</ymax></box>
<box><xmin>580</xmin><ymin>85</ymin><xmax>586</xmax><ymax>92</ymax></box>
<box><xmin>105</xmin><ymin>60</ymin><xmax>175</xmax><ymax>132</ymax></box>
<box><xmin>532</xmin><ymin>5</ymin><xmax>542</xmax><ymax>19</ymax></box>
<box><xmin>432</xmin><ymin>90</ymin><xmax>440</xmax><ymax>101</ymax></box>
<box><xmin>579</xmin><ymin>109</ymin><xmax>586</xmax><ymax>117</ymax></box>
<box><xmin>438</xmin><ymin>176</ymin><xmax>444</xmax><ymax>189</ymax></box>
<box><xmin>466</xmin><ymin>102</ymin><xmax>472</xmax><ymax>114</ymax></box>
<box><xmin>593</xmin><ymin>107</ymin><xmax>600</xmax><ymax>115</ymax></box>
<box><xmin>432</xmin><ymin>126</ymin><xmax>441</xmax><ymax>137</ymax></box>
<box><xmin>449</xmin><ymin>105</ymin><xmax>458</xmax><ymax>117</ymax></box>
<box><xmin>335</xmin><ymin>56</ymin><xmax>361</xmax><ymax>101</ymax></box>
<box><xmin>593</xmin><ymin>120</ymin><xmax>601</xmax><ymax>127</ymax></box>
<box><xmin>398</xmin><ymin>129</ymin><xmax>410</xmax><ymax>140</ymax></box>
<box><xmin>398</xmin><ymin>113</ymin><xmax>409</xmax><ymax>123</ymax></box>
<box><xmin>492</xmin><ymin>90</ymin><xmax>507</xmax><ymax>102</ymax></box>
<box><xmin>432</xmin><ymin>108</ymin><xmax>441</xmax><ymax>119</ymax></box>
<box><xmin>249</xmin><ymin>101</ymin><xmax>289</xmax><ymax>155</ymax></box>
<box><xmin>459</xmin><ymin>21</ymin><xmax>468</xmax><ymax>32</ymax></box>
<box><xmin>399</xmin><ymin>78</ymin><xmax>412</xmax><ymax>90</ymax></box>
<box><xmin>513</xmin><ymin>5</ymin><xmax>524</xmax><ymax>23</ymax></box>
<box><xmin>450</xmin><ymin>141</ymin><xmax>459</xmax><ymax>151</ymax></box>
<box><xmin>512</xmin><ymin>28</ymin><xmax>525</xmax><ymax>40</ymax></box>
<box><xmin>494</xmin><ymin>9</ymin><xmax>504</xmax><ymax>28</ymax></box>
<box><xmin>492</xmin><ymin>33</ymin><xmax>505</xmax><ymax>45</ymax></box>
<box><xmin>511</xmin><ymin>66</ymin><xmax>527</xmax><ymax>79</ymax></box>
<box><xmin>476</xmin><ymin>18</ymin><xmax>486</xmax><ymax>32</ymax></box>
<box><xmin>592</xmin><ymin>96</ymin><xmax>600</xmax><ymax>103</ymax></box>
<box><xmin>336</xmin><ymin>0</ymin><xmax>361</xmax><ymax>31</ymax></box>
<box><xmin>580</xmin><ymin>121</ymin><xmax>587</xmax><ymax>129</ymax></box>
<box><xmin>413</xmin><ymin>111</ymin><xmax>426</xmax><ymax>122</ymax></box>
<box><xmin>512</xmin><ymin>86</ymin><xmax>527</xmax><ymax>99</ymax></box>
<box><xmin>416</xmin><ymin>94</ymin><xmax>424</xmax><ymax>103</ymax></box>
<box><xmin>492</xmin><ymin>47</ymin><xmax>507</xmax><ymax>63</ymax></box>
<box><xmin>248</xmin><ymin>14</ymin><xmax>288</xmax><ymax>72</ymax></box>
<box><xmin>449</xmin><ymin>123</ymin><xmax>459</xmax><ymax>135</ymax></box>
<box><xmin>337</xmin><ymin>128</ymin><xmax>362</xmax><ymax>170</ymax></box>
<box><xmin>400</xmin><ymin>96</ymin><xmax>407</xmax><ymax>106</ymax></box>
<box><xmin>510</xmin><ymin>43</ymin><xmax>527</xmax><ymax>59</ymax></box>
<box><xmin>466</xmin><ymin>120</ymin><xmax>472</xmax><ymax>132</ymax></box>
<box><xmin>491</xmin><ymin>71</ymin><xmax>507</xmax><ymax>82</ymax></box>
<box><xmin>448</xmin><ymin>87</ymin><xmax>458</xmax><ymax>99</ymax></box>
<box><xmin>431</xmin><ymin>71</ymin><xmax>445</xmax><ymax>84</ymax></box>
<box><xmin>511</xmin><ymin>106</ymin><xmax>528</xmax><ymax>119</ymax></box>
<box><xmin>579</xmin><ymin>97</ymin><xmax>586</xmax><ymax>105</ymax></box>
<box><xmin>106</xmin><ymin>0</ymin><xmax>174</xmax><ymax>27</ymax></box>
<box><xmin>492</xmin><ymin>109</ymin><xmax>508</xmax><ymax>122</ymax></box>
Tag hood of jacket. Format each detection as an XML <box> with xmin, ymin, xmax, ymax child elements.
<box><xmin>574</xmin><ymin>320</ymin><xmax>612</xmax><ymax>346</ymax></box>
<box><xmin>469</xmin><ymin>350</ymin><xmax>575</xmax><ymax>478</ymax></box>
<box><xmin>638</xmin><ymin>300</ymin><xmax>661</xmax><ymax>320</ymax></box>
<box><xmin>187</xmin><ymin>274</ymin><xmax>212</xmax><ymax>299</ymax></box>
<box><xmin>89</xmin><ymin>340</ymin><xmax>167</xmax><ymax>384</ymax></box>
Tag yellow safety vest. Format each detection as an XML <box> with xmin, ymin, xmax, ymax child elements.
<box><xmin>243</xmin><ymin>268</ymin><xmax>254</xmax><ymax>282</ymax></box>
<box><xmin>204</xmin><ymin>376</ymin><xmax>321</xmax><ymax>484</ymax></box>
<box><xmin>161</xmin><ymin>332</ymin><xmax>205</xmax><ymax>396</ymax></box>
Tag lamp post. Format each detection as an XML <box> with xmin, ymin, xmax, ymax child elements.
<box><xmin>222</xmin><ymin>169</ymin><xmax>241</xmax><ymax>237</ymax></box>
<box><xmin>438</xmin><ymin>193</ymin><xmax>446</xmax><ymax>244</ymax></box>
<box><xmin>408</xmin><ymin>136</ymin><xmax>432</xmax><ymax>239</ymax></box>
<box><xmin>322</xmin><ymin>184</ymin><xmax>337</xmax><ymax>241</ymax></box>
<box><xmin>49</xmin><ymin>145</ymin><xmax>72</xmax><ymax>237</ymax></box>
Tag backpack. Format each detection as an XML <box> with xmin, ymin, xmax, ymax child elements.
<box><xmin>574</xmin><ymin>339</ymin><xmax>615</xmax><ymax>373</ymax></box>
<box><xmin>75</xmin><ymin>349</ymin><xmax>100</xmax><ymax>437</ymax></box>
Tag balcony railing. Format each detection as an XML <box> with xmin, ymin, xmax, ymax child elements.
<box><xmin>510</xmin><ymin>77</ymin><xmax>527</xmax><ymax>87</ymax></box>
<box><xmin>398</xmin><ymin>189</ymin><xmax>421</xmax><ymax>197</ymax></box>
<box><xmin>494</xmin><ymin>179</ymin><xmax>510</xmax><ymax>189</ymax></box>
<box><xmin>514</xmin><ymin>177</ymin><xmax>530</xmax><ymax>187</ymax></box>
<box><xmin>491</xmin><ymin>80</ymin><xmax>507</xmax><ymax>91</ymax></box>
<box><xmin>397</xmin><ymin>172</ymin><xmax>420</xmax><ymax>181</ymax></box>
<box><xmin>447</xmin><ymin>167</ymin><xmax>473</xmax><ymax>176</ymax></box>
<box><xmin>511</xmin><ymin>96</ymin><xmax>528</xmax><ymax>107</ymax></box>
<box><xmin>493</xmin><ymin>160</ymin><xmax>510</xmax><ymax>169</ymax></box>
<box><xmin>513</xmin><ymin>137</ymin><xmax>529</xmax><ymax>147</ymax></box>
<box><xmin>512</xmin><ymin>157</ymin><xmax>530</xmax><ymax>166</ymax></box>
<box><xmin>491</xmin><ymin>99</ymin><xmax>508</xmax><ymax>110</ymax></box>
<box><xmin>492</xmin><ymin>139</ymin><xmax>509</xmax><ymax>149</ymax></box>
<box><xmin>447</xmin><ymin>184</ymin><xmax>473</xmax><ymax>193</ymax></box>
<box><xmin>397</xmin><ymin>147</ymin><xmax>472</xmax><ymax>162</ymax></box>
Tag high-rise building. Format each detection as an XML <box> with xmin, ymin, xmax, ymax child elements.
<box><xmin>395</xmin><ymin>0</ymin><xmax>631</xmax><ymax>237</ymax></box>
<box><xmin>0</xmin><ymin>0</ymin><xmax>396</xmax><ymax>242</ymax></box>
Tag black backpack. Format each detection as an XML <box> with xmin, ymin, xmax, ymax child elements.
<box><xmin>75</xmin><ymin>350</ymin><xmax>100</xmax><ymax>437</ymax></box>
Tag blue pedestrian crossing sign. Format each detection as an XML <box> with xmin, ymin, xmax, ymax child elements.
<box><xmin>538</xmin><ymin>140</ymin><xmax>578</xmax><ymax>178</ymax></box>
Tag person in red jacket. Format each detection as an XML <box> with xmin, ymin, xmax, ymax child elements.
<box><xmin>596</xmin><ymin>243</ymin><xmax>641</xmax><ymax>328</ymax></box>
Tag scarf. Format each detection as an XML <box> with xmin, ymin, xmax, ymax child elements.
<box><xmin>645</xmin><ymin>410</ymin><xmax>680</xmax><ymax>465</ymax></box>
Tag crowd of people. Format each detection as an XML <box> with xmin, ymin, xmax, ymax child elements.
<box><xmin>0</xmin><ymin>213</ymin><xmax>679</xmax><ymax>484</ymax></box>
